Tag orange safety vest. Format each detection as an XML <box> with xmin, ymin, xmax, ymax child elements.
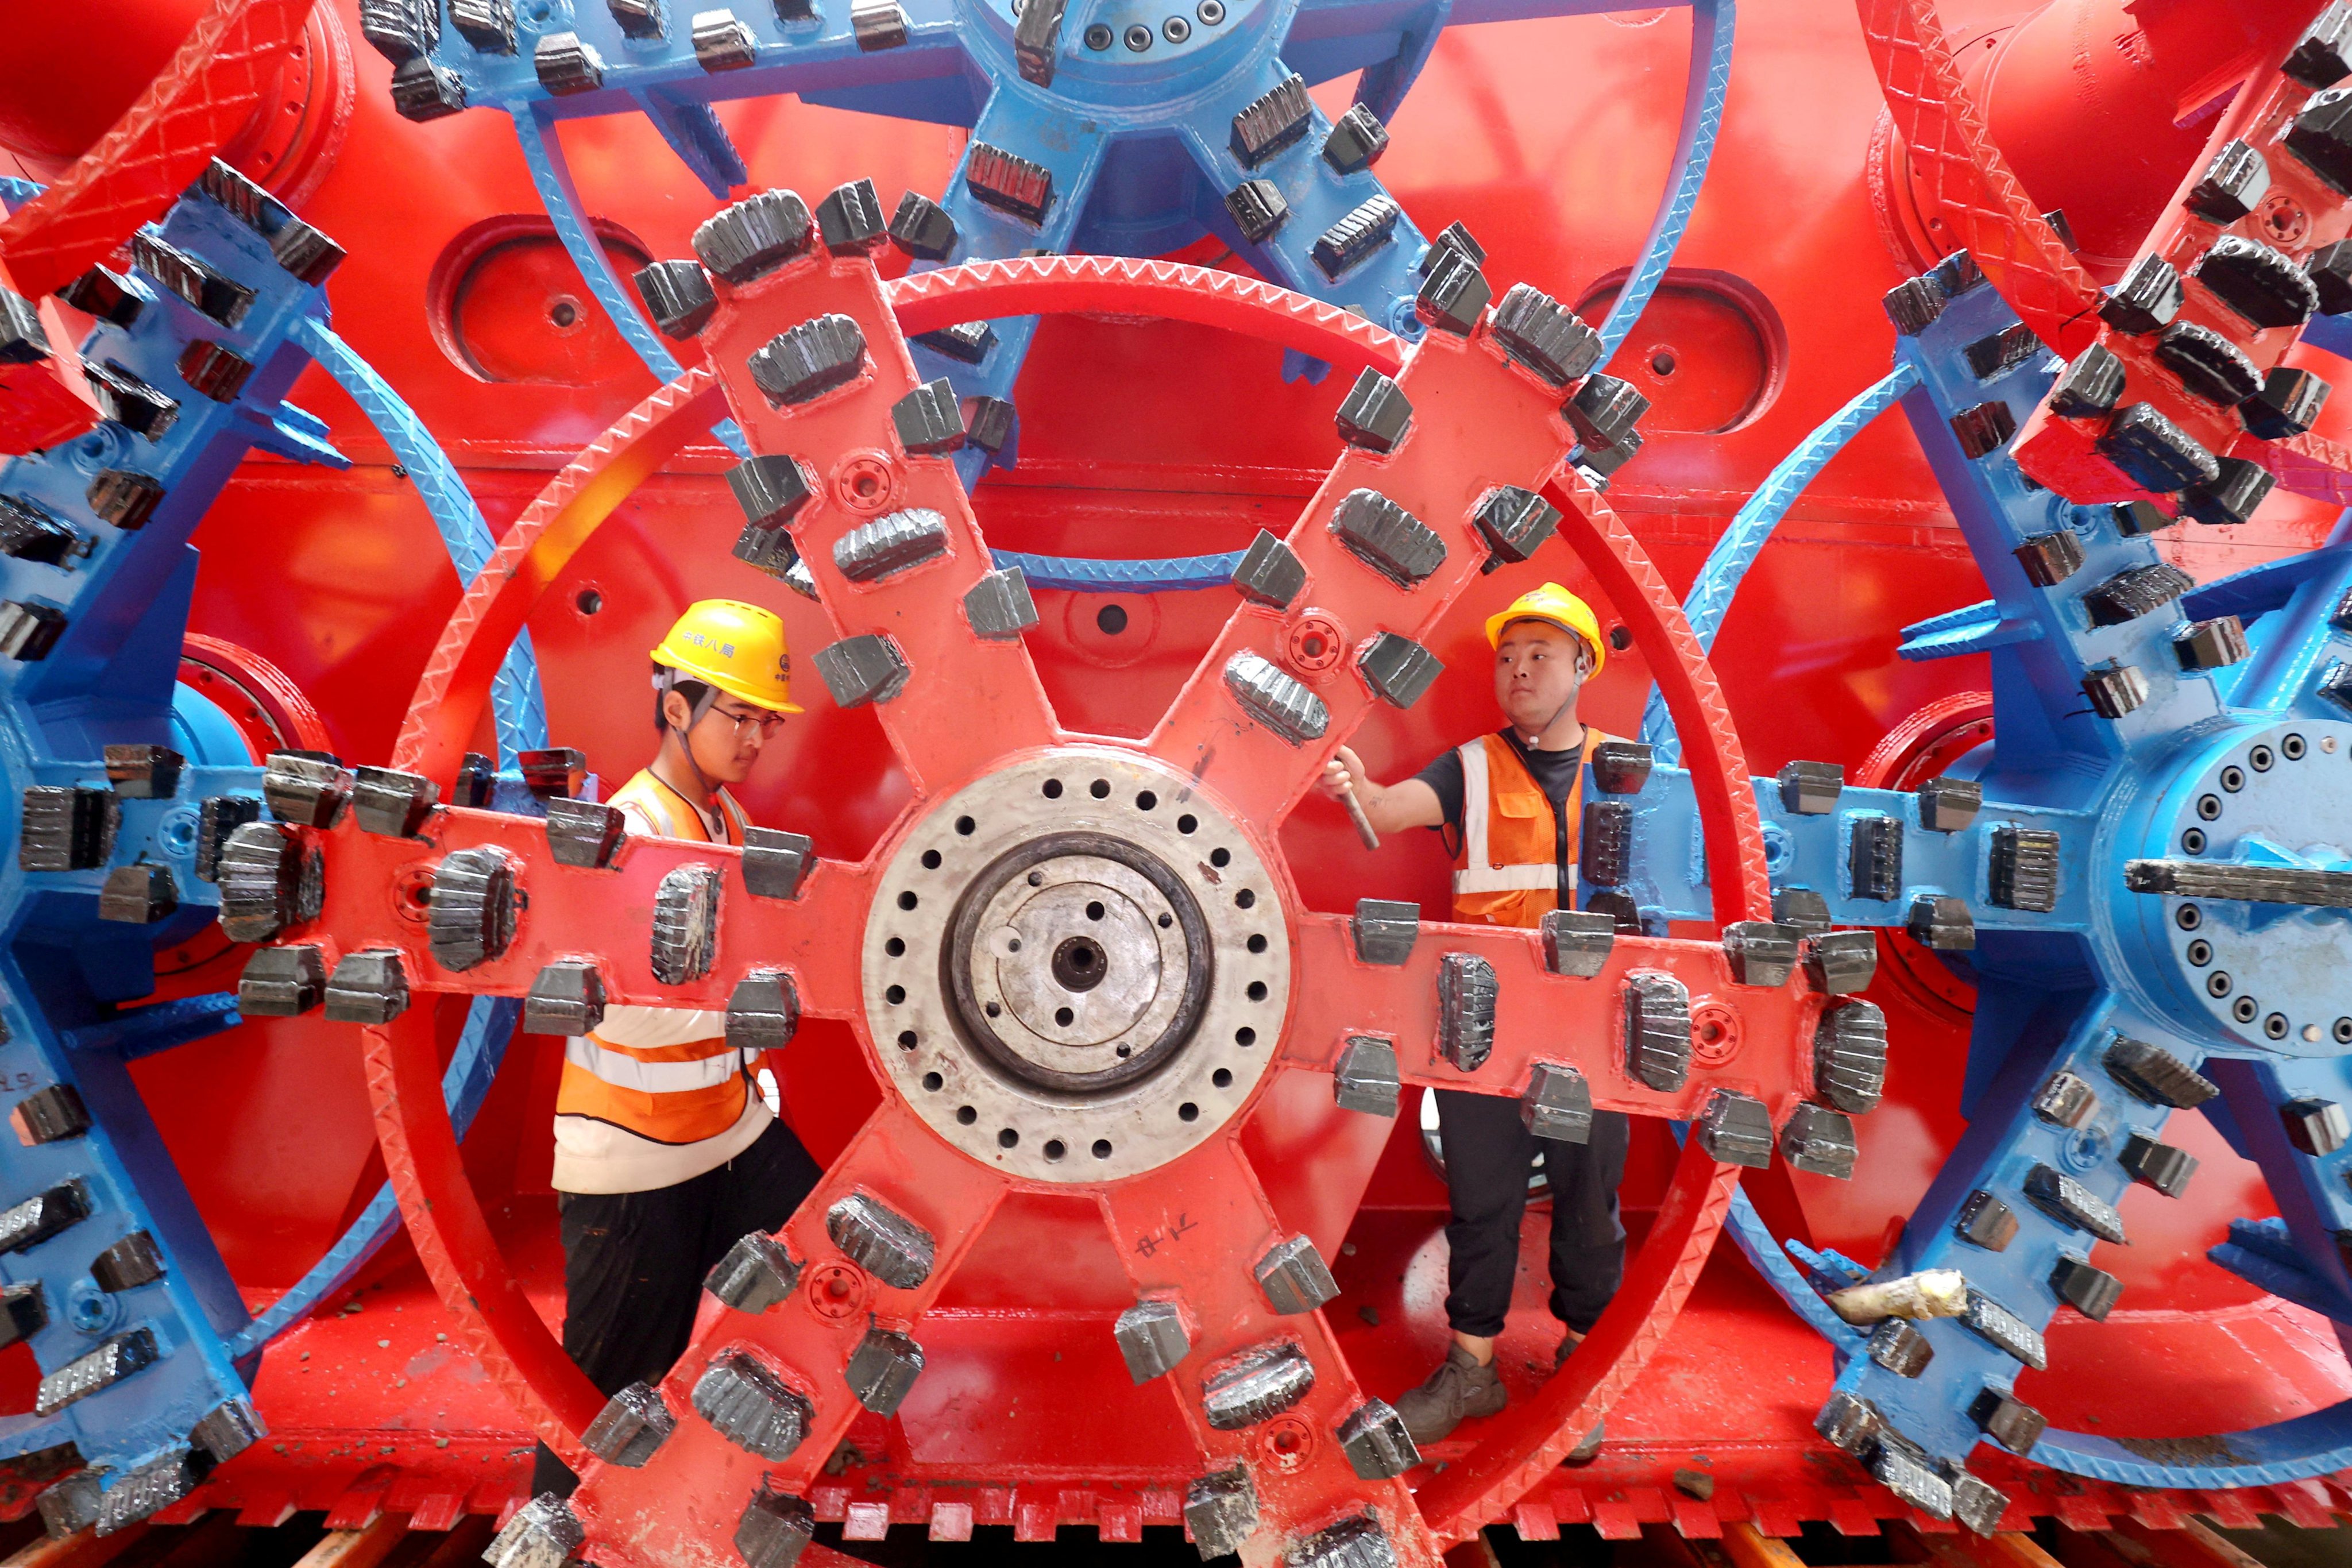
<box><xmin>554</xmin><ymin>768</ymin><xmax>755</xmax><ymax>1145</ymax></box>
<box><xmin>1450</xmin><ymin>729</ymin><xmax>1608</xmax><ymax>932</ymax></box>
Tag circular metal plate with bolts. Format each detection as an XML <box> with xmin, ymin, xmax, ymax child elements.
<box><xmin>863</xmin><ymin>748</ymin><xmax>1290</xmax><ymax>1181</ymax></box>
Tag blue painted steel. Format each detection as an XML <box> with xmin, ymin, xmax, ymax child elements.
<box><xmin>290</xmin><ymin>316</ymin><xmax>550</xmax><ymax>766</ymax></box>
<box><xmin>1714</xmin><ymin>269</ymin><xmax>2352</xmax><ymax>1499</ymax></box>
<box><xmin>1640</xmin><ymin>358</ymin><xmax>1918</xmax><ymax>762</ymax></box>
<box><xmin>0</xmin><ymin>168</ymin><xmax>356</xmax><ymax>1512</ymax></box>
<box><xmin>407</xmin><ymin>0</ymin><xmax>1725</xmax><ymax>573</ymax></box>
<box><xmin>1593</xmin><ymin>0</ymin><xmax>1732</xmax><ymax>361</ymax></box>
<box><xmin>225</xmin><ymin>998</ymin><xmax>520</xmax><ymax>1361</ymax></box>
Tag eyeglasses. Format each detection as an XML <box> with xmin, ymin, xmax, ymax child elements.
<box><xmin>708</xmin><ymin>704</ymin><xmax>787</xmax><ymax>738</ymax></box>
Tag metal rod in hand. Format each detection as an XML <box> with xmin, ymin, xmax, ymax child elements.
<box><xmin>1341</xmin><ymin>787</ymin><xmax>1380</xmax><ymax>851</ymax></box>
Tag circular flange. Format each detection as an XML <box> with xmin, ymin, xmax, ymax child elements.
<box><xmin>863</xmin><ymin>747</ymin><xmax>1289</xmax><ymax>1182</ymax></box>
<box><xmin>2131</xmin><ymin>720</ymin><xmax>2352</xmax><ymax>1055</ymax></box>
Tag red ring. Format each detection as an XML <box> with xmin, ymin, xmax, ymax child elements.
<box><xmin>365</xmin><ymin>257</ymin><xmax>1773</xmax><ymax>1539</ymax></box>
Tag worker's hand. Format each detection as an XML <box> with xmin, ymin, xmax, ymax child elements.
<box><xmin>1319</xmin><ymin>745</ymin><xmax>1368</xmax><ymax>804</ymax></box>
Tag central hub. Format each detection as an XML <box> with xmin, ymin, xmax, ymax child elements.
<box><xmin>2128</xmin><ymin>719</ymin><xmax>2352</xmax><ymax>1055</ymax></box>
<box><xmin>946</xmin><ymin>832</ymin><xmax>1211</xmax><ymax>1092</ymax></box>
<box><xmin>862</xmin><ymin>749</ymin><xmax>1290</xmax><ymax>1182</ymax></box>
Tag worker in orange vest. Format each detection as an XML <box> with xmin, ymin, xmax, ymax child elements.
<box><xmin>532</xmin><ymin>600</ymin><xmax>824</xmax><ymax>1499</ymax></box>
<box><xmin>1319</xmin><ymin>584</ymin><xmax>1624</xmax><ymax>1455</ymax></box>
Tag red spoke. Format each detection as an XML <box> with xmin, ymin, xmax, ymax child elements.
<box><xmin>298</xmin><ymin>806</ymin><xmax>873</xmax><ymax>1018</ymax></box>
<box><xmin>572</xmin><ymin>1103</ymin><xmax>1007</xmax><ymax>1559</ymax></box>
<box><xmin>365</xmin><ymin>1010</ymin><xmax>603</xmax><ymax>1470</ymax></box>
<box><xmin>1281</xmin><ymin>916</ymin><xmax>1809</xmax><ymax>1117</ymax></box>
<box><xmin>696</xmin><ymin>244</ymin><xmax>1059</xmax><ymax>793</ymax></box>
<box><xmin>1413</xmin><ymin>1131</ymin><xmax>1743</xmax><ymax>1543</ymax></box>
<box><xmin>1144</xmin><ymin>316</ymin><xmax>1575</xmax><ymax>830</ymax></box>
<box><xmin>1095</xmin><ymin>1136</ymin><xmax>1439</xmax><ymax>1568</ymax></box>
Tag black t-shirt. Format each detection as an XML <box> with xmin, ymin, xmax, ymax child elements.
<box><xmin>1412</xmin><ymin>727</ymin><xmax>1590</xmax><ymax>835</ymax></box>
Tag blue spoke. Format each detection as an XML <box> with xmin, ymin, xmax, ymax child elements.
<box><xmin>1594</xmin><ymin>0</ymin><xmax>1732</xmax><ymax>361</ymax></box>
<box><xmin>1641</xmin><ymin>359</ymin><xmax>1917</xmax><ymax>763</ymax></box>
<box><xmin>292</xmin><ymin>318</ymin><xmax>549</xmax><ymax>764</ymax></box>
<box><xmin>510</xmin><ymin>107</ymin><xmax>750</xmax><ymax>457</ymax></box>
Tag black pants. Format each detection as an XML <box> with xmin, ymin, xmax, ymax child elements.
<box><xmin>530</xmin><ymin>1117</ymin><xmax>824</xmax><ymax>1497</ymax></box>
<box><xmin>1434</xmin><ymin>1089</ymin><xmax>1629</xmax><ymax>1338</ymax></box>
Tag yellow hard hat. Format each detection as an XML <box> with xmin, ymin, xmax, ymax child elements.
<box><xmin>651</xmin><ymin>599</ymin><xmax>804</xmax><ymax>714</ymax></box>
<box><xmin>1485</xmin><ymin>582</ymin><xmax>1605</xmax><ymax>674</ymax></box>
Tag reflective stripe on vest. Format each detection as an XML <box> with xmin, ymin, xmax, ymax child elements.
<box><xmin>555</xmin><ymin>767</ymin><xmax>749</xmax><ymax>1139</ymax></box>
<box><xmin>1452</xmin><ymin>735</ymin><xmax>1597</xmax><ymax>897</ymax></box>
<box><xmin>565</xmin><ymin>1036</ymin><xmax>746</xmax><ymax>1094</ymax></box>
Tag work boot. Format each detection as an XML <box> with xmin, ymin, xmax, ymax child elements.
<box><xmin>1553</xmin><ymin>1332</ymin><xmax>1602</xmax><ymax>1464</ymax></box>
<box><xmin>1396</xmin><ymin>1343</ymin><xmax>1507</xmax><ymax>1444</ymax></box>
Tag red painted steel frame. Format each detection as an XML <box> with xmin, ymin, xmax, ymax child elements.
<box><xmin>282</xmin><ymin>254</ymin><xmax>1813</xmax><ymax>1562</ymax></box>
<box><xmin>0</xmin><ymin>0</ymin><xmax>319</xmax><ymax>298</ymax></box>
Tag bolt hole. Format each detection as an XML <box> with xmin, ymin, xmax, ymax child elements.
<box><xmin>2283</xmin><ymin>733</ymin><xmax>2307</xmax><ymax>760</ymax></box>
<box><xmin>2187</xmin><ymin>940</ymin><xmax>2212</xmax><ymax>965</ymax></box>
<box><xmin>852</xmin><ymin>472</ymin><xmax>880</xmax><ymax>499</ymax></box>
<box><xmin>1115</xmin><ymin>1043</ymin><xmax>1131</xmax><ymax>1057</ymax></box>
<box><xmin>2250</xmin><ymin>746</ymin><xmax>2275</xmax><ymax>772</ymax></box>
<box><xmin>1136</xmin><ymin>791</ymin><xmax>1157</xmax><ymax>812</ymax></box>
<box><xmin>1210</xmin><ymin>847</ymin><xmax>1231</xmax><ymax>868</ymax></box>
<box><xmin>922</xmin><ymin>1071</ymin><xmax>943</xmax><ymax>1091</ymax></box>
<box><xmin>1247</xmin><ymin>933</ymin><xmax>1267</xmax><ymax>953</ymax></box>
<box><xmin>2220</xmin><ymin>766</ymin><xmax>2246</xmax><ymax>792</ymax></box>
<box><xmin>1086</xmin><ymin>901</ymin><xmax>1105</xmax><ymax>921</ymax></box>
<box><xmin>898</xmin><ymin>891</ymin><xmax>919</xmax><ymax>910</ymax></box>
<box><xmin>1090</xmin><ymin>779</ymin><xmax>1111</xmax><ymax>799</ymax></box>
<box><xmin>2208</xmin><ymin>971</ymin><xmax>2233</xmax><ymax>997</ymax></box>
<box><xmin>957</xmin><ymin>1105</ymin><xmax>978</xmax><ymax>1125</ymax></box>
<box><xmin>956</xmin><ymin>815</ymin><xmax>976</xmax><ymax>835</ymax></box>
<box><xmin>2183</xmin><ymin>827</ymin><xmax>2207</xmax><ymax>853</ymax></box>
<box><xmin>2197</xmin><ymin>794</ymin><xmax>2222</xmax><ymax>820</ymax></box>
<box><xmin>1608</xmin><ymin>625</ymin><xmax>1631</xmax><ymax>651</ymax></box>
<box><xmin>1092</xmin><ymin>1138</ymin><xmax>1114</xmax><ymax>1159</ymax></box>
<box><xmin>921</xmin><ymin>848</ymin><xmax>942</xmax><ymax>870</ymax></box>
<box><xmin>1236</xmin><ymin>1026</ymin><xmax>1256</xmax><ymax>1045</ymax></box>
<box><xmin>1212</xmin><ymin>1068</ymin><xmax>1233</xmax><ymax>1088</ymax></box>
<box><xmin>1650</xmin><ymin>350</ymin><xmax>1676</xmax><ymax>376</ymax></box>
<box><xmin>1043</xmin><ymin>779</ymin><xmax>1063</xmax><ymax>799</ymax></box>
<box><xmin>1301</xmin><ymin>635</ymin><xmax>1326</xmax><ymax>658</ymax></box>
<box><xmin>549</xmin><ymin>298</ymin><xmax>578</xmax><ymax>327</ymax></box>
<box><xmin>1246</xmin><ymin>981</ymin><xmax>1267</xmax><ymax>1001</ymax></box>
<box><xmin>2176</xmin><ymin>905</ymin><xmax>2201</xmax><ymax>930</ymax></box>
<box><xmin>1177</xmin><ymin>814</ymin><xmax>1198</xmax><ymax>834</ymax></box>
<box><xmin>1197</xmin><ymin>0</ymin><xmax>1223</xmax><ymax>20</ymax></box>
<box><xmin>2265</xmin><ymin>1013</ymin><xmax>2289</xmax><ymax>1039</ymax></box>
<box><xmin>2233</xmin><ymin>997</ymin><xmax>2259</xmax><ymax>1024</ymax></box>
<box><xmin>985</xmin><ymin>1002</ymin><xmax>1001</xmax><ymax>1018</ymax></box>
<box><xmin>1178</xmin><ymin>1103</ymin><xmax>1199</xmax><ymax>1122</ymax></box>
<box><xmin>1123</xmin><ymin>21</ymin><xmax>1152</xmax><ymax>48</ymax></box>
<box><xmin>885</xmin><ymin>936</ymin><xmax>905</xmax><ymax>957</ymax></box>
<box><xmin>1162</xmin><ymin>14</ymin><xmax>1189</xmax><ymax>41</ymax></box>
<box><xmin>1235</xmin><ymin>889</ymin><xmax>1255</xmax><ymax>909</ymax></box>
<box><xmin>897</xmin><ymin>1030</ymin><xmax>918</xmax><ymax>1049</ymax></box>
<box><xmin>998</xmin><ymin>1127</ymin><xmax>1019</xmax><ymax>1148</ymax></box>
<box><xmin>1158</xmin><ymin>913</ymin><xmax>1172</xmax><ymax>928</ymax></box>
<box><xmin>575</xmin><ymin>588</ymin><xmax>603</xmax><ymax>615</ymax></box>
<box><xmin>2335</xmin><ymin>1018</ymin><xmax>2352</xmax><ymax>1044</ymax></box>
<box><xmin>1055</xmin><ymin>1006</ymin><xmax>1075</xmax><ymax>1026</ymax></box>
<box><xmin>1044</xmin><ymin>1139</ymin><xmax>1066</xmax><ymax>1161</ymax></box>
<box><xmin>1084</xmin><ymin>21</ymin><xmax>1112</xmax><ymax>47</ymax></box>
<box><xmin>1096</xmin><ymin>604</ymin><xmax>1129</xmax><ymax>635</ymax></box>
<box><xmin>885</xmin><ymin>984</ymin><xmax>906</xmax><ymax>1005</ymax></box>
